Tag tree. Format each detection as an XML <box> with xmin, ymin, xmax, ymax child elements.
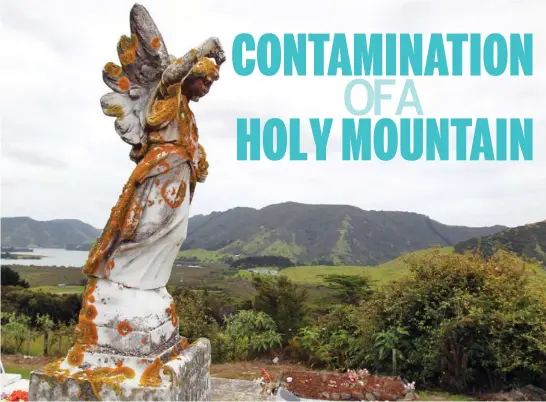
<box><xmin>1</xmin><ymin>266</ymin><xmax>29</xmax><ymax>288</ymax></box>
<box><xmin>321</xmin><ymin>274</ymin><xmax>374</xmax><ymax>305</ymax></box>
<box><xmin>251</xmin><ymin>275</ymin><xmax>308</xmax><ymax>341</ymax></box>
<box><xmin>36</xmin><ymin>314</ymin><xmax>55</xmax><ymax>356</ymax></box>
<box><xmin>1</xmin><ymin>312</ymin><xmax>31</xmax><ymax>354</ymax></box>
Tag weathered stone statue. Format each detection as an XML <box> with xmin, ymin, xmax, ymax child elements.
<box><xmin>29</xmin><ymin>4</ymin><xmax>224</xmax><ymax>401</ymax></box>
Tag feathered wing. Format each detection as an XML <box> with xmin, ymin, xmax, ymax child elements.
<box><xmin>100</xmin><ymin>4</ymin><xmax>171</xmax><ymax>158</ymax></box>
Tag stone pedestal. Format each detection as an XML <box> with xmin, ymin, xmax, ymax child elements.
<box><xmin>28</xmin><ymin>278</ymin><xmax>211</xmax><ymax>401</ymax></box>
<box><xmin>29</xmin><ymin>337</ymin><xmax>211</xmax><ymax>401</ymax></box>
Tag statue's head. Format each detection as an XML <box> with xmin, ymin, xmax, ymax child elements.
<box><xmin>183</xmin><ymin>57</ymin><xmax>220</xmax><ymax>102</ymax></box>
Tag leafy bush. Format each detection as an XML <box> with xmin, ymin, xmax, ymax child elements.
<box><xmin>359</xmin><ymin>249</ymin><xmax>546</xmax><ymax>392</ymax></box>
<box><xmin>223</xmin><ymin>310</ymin><xmax>282</xmax><ymax>360</ymax></box>
<box><xmin>299</xmin><ymin>305</ymin><xmax>365</xmax><ymax>369</ymax></box>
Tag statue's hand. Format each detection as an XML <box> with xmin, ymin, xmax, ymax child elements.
<box><xmin>202</xmin><ymin>37</ymin><xmax>226</xmax><ymax>66</ymax></box>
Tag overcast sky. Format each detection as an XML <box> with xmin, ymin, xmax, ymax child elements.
<box><xmin>1</xmin><ymin>0</ymin><xmax>545</xmax><ymax>229</ymax></box>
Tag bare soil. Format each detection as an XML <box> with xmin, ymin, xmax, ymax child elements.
<box><xmin>1</xmin><ymin>354</ymin><xmax>55</xmax><ymax>368</ymax></box>
<box><xmin>211</xmin><ymin>360</ymin><xmax>306</xmax><ymax>380</ymax></box>
<box><xmin>281</xmin><ymin>371</ymin><xmax>407</xmax><ymax>401</ymax></box>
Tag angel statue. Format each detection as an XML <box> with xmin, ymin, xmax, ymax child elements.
<box><xmin>29</xmin><ymin>4</ymin><xmax>224</xmax><ymax>400</ymax></box>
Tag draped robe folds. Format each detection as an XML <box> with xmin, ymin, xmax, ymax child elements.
<box><xmin>83</xmin><ymin>84</ymin><xmax>208</xmax><ymax>290</ymax></box>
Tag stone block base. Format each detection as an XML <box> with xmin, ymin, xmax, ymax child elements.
<box><xmin>28</xmin><ymin>338</ymin><xmax>211</xmax><ymax>401</ymax></box>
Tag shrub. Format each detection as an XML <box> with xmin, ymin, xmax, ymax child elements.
<box><xmin>299</xmin><ymin>305</ymin><xmax>365</xmax><ymax>369</ymax></box>
<box><xmin>359</xmin><ymin>249</ymin><xmax>546</xmax><ymax>393</ymax></box>
<box><xmin>223</xmin><ymin>310</ymin><xmax>282</xmax><ymax>360</ymax></box>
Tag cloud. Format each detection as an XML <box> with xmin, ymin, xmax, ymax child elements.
<box><xmin>2</xmin><ymin>145</ymin><xmax>67</xmax><ymax>169</ymax></box>
<box><xmin>1</xmin><ymin>0</ymin><xmax>545</xmax><ymax>229</ymax></box>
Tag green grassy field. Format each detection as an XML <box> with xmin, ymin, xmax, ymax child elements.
<box><xmin>2</xmin><ymin>363</ymin><xmax>33</xmax><ymax>379</ymax></box>
<box><xmin>177</xmin><ymin>249</ymin><xmax>228</xmax><ymax>263</ymax></box>
<box><xmin>279</xmin><ymin>246</ymin><xmax>546</xmax><ymax>285</ymax></box>
<box><xmin>11</xmin><ymin>246</ymin><xmax>545</xmax><ymax>296</ymax></box>
<box><xmin>280</xmin><ymin>247</ymin><xmax>452</xmax><ymax>285</ymax></box>
<box><xmin>31</xmin><ymin>286</ymin><xmax>85</xmax><ymax>294</ymax></box>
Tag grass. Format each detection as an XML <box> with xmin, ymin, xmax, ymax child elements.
<box><xmin>10</xmin><ymin>266</ymin><xmax>87</xmax><ymax>287</ymax></box>
<box><xmin>177</xmin><ymin>249</ymin><xmax>228</xmax><ymax>263</ymax></box>
<box><xmin>278</xmin><ymin>246</ymin><xmax>546</xmax><ymax>286</ymax></box>
<box><xmin>2</xmin><ymin>363</ymin><xmax>33</xmax><ymax>379</ymax></box>
<box><xmin>2</xmin><ymin>334</ymin><xmax>72</xmax><ymax>357</ymax></box>
<box><xmin>418</xmin><ymin>391</ymin><xmax>474</xmax><ymax>401</ymax></box>
<box><xmin>279</xmin><ymin>250</ymin><xmax>422</xmax><ymax>286</ymax></box>
<box><xmin>31</xmin><ymin>286</ymin><xmax>84</xmax><ymax>294</ymax></box>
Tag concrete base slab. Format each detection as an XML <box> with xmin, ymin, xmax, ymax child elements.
<box><xmin>28</xmin><ymin>338</ymin><xmax>211</xmax><ymax>401</ymax></box>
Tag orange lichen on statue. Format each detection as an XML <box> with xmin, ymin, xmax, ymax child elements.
<box><xmin>83</xmin><ymin>143</ymin><xmax>198</xmax><ymax>275</ymax></box>
<box><xmin>141</xmin><ymin>337</ymin><xmax>147</xmax><ymax>344</ymax></box>
<box><xmin>161</xmin><ymin>179</ymin><xmax>186</xmax><ymax>209</ymax></box>
<box><xmin>165</xmin><ymin>303</ymin><xmax>179</xmax><ymax>327</ymax></box>
<box><xmin>105</xmin><ymin>105</ymin><xmax>124</xmax><ymax>118</ymax></box>
<box><xmin>67</xmin><ymin>344</ymin><xmax>85</xmax><ymax>367</ymax></box>
<box><xmin>118</xmin><ymin>34</ymin><xmax>138</xmax><ymax>66</ymax></box>
<box><xmin>104</xmin><ymin>62</ymin><xmax>123</xmax><ymax>78</ymax></box>
<box><xmin>156</xmin><ymin>159</ymin><xmax>171</xmax><ymax>173</ymax></box>
<box><xmin>71</xmin><ymin>363</ymin><xmax>136</xmax><ymax>399</ymax></box>
<box><xmin>151</xmin><ymin>37</ymin><xmax>161</xmax><ymax>49</ymax></box>
<box><xmin>190</xmin><ymin>57</ymin><xmax>219</xmax><ymax>79</ymax></box>
<box><xmin>140</xmin><ymin>358</ymin><xmax>163</xmax><ymax>387</ymax></box>
<box><xmin>121</xmin><ymin>198</ymin><xmax>144</xmax><ymax>240</ymax></box>
<box><xmin>117</xmin><ymin>320</ymin><xmax>133</xmax><ymax>336</ymax></box>
<box><xmin>196</xmin><ymin>144</ymin><xmax>209</xmax><ymax>183</ymax></box>
<box><xmin>177</xmin><ymin>95</ymin><xmax>198</xmax><ymax>160</ymax></box>
<box><xmin>180</xmin><ymin>338</ymin><xmax>190</xmax><ymax>350</ymax></box>
<box><xmin>147</xmin><ymin>97</ymin><xmax>179</xmax><ymax>127</ymax></box>
<box><xmin>103</xmin><ymin>259</ymin><xmax>115</xmax><ymax>278</ymax></box>
<box><xmin>81</xmin><ymin>303</ymin><xmax>98</xmax><ymax>321</ymax></box>
<box><xmin>120</xmin><ymin>34</ymin><xmax>139</xmax><ymax>52</ymax></box>
<box><xmin>90</xmin><ymin>363</ymin><xmax>136</xmax><ymax>380</ymax></box>
<box><xmin>74</xmin><ymin>319</ymin><xmax>99</xmax><ymax>346</ymax></box>
<box><xmin>74</xmin><ymin>277</ymin><xmax>99</xmax><ymax>345</ymax></box>
<box><xmin>148</xmin><ymin>131</ymin><xmax>164</xmax><ymax>143</ymax></box>
<box><xmin>43</xmin><ymin>358</ymin><xmax>70</xmax><ymax>383</ymax></box>
<box><xmin>117</xmin><ymin>76</ymin><xmax>131</xmax><ymax>91</ymax></box>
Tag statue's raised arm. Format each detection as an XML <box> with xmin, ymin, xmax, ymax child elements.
<box><xmin>162</xmin><ymin>37</ymin><xmax>225</xmax><ymax>90</ymax></box>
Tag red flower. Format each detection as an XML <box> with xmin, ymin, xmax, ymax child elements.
<box><xmin>261</xmin><ymin>368</ymin><xmax>273</xmax><ymax>383</ymax></box>
<box><xmin>7</xmin><ymin>390</ymin><xmax>28</xmax><ymax>401</ymax></box>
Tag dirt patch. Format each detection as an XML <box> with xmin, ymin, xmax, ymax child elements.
<box><xmin>280</xmin><ymin>371</ymin><xmax>408</xmax><ymax>401</ymax></box>
<box><xmin>2</xmin><ymin>354</ymin><xmax>55</xmax><ymax>368</ymax></box>
<box><xmin>211</xmin><ymin>360</ymin><xmax>307</xmax><ymax>381</ymax></box>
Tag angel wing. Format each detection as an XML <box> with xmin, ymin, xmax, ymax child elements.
<box><xmin>100</xmin><ymin>4</ymin><xmax>174</xmax><ymax>160</ymax></box>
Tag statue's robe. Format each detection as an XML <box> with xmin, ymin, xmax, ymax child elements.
<box><xmin>83</xmin><ymin>84</ymin><xmax>208</xmax><ymax>290</ymax></box>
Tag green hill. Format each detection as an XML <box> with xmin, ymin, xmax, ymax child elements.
<box><xmin>186</xmin><ymin>202</ymin><xmax>506</xmax><ymax>265</ymax></box>
<box><xmin>1</xmin><ymin>217</ymin><xmax>100</xmax><ymax>248</ymax></box>
<box><xmin>454</xmin><ymin>220</ymin><xmax>546</xmax><ymax>265</ymax></box>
